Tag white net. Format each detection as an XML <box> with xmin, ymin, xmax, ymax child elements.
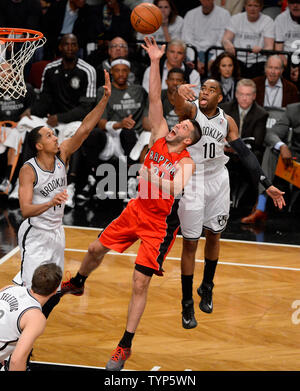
<box><xmin>0</xmin><ymin>29</ymin><xmax>46</xmax><ymax>99</ymax></box>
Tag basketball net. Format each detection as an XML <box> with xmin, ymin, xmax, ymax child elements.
<box><xmin>0</xmin><ymin>28</ymin><xmax>46</xmax><ymax>99</ymax></box>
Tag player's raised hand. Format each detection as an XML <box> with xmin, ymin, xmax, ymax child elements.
<box><xmin>176</xmin><ymin>84</ymin><xmax>197</xmax><ymax>101</ymax></box>
<box><xmin>103</xmin><ymin>69</ymin><xmax>111</xmax><ymax>98</ymax></box>
<box><xmin>141</xmin><ymin>36</ymin><xmax>166</xmax><ymax>61</ymax></box>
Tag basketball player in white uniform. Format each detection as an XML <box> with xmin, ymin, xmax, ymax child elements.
<box><xmin>13</xmin><ymin>70</ymin><xmax>111</xmax><ymax>318</ymax></box>
<box><xmin>175</xmin><ymin>79</ymin><xmax>285</xmax><ymax>328</ymax></box>
<box><xmin>0</xmin><ymin>263</ymin><xmax>62</xmax><ymax>371</ymax></box>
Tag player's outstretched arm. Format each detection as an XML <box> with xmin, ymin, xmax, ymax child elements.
<box><xmin>141</xmin><ymin>36</ymin><xmax>169</xmax><ymax>147</ymax></box>
<box><xmin>59</xmin><ymin>69</ymin><xmax>111</xmax><ymax>161</ymax></box>
<box><xmin>226</xmin><ymin>115</ymin><xmax>285</xmax><ymax>209</ymax></box>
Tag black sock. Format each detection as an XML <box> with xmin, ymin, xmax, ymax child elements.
<box><xmin>181</xmin><ymin>274</ymin><xmax>193</xmax><ymax>301</ymax></box>
<box><xmin>203</xmin><ymin>258</ymin><xmax>218</xmax><ymax>285</ymax></box>
<box><xmin>4</xmin><ymin>165</ymin><xmax>12</xmax><ymax>179</ymax></box>
<box><xmin>42</xmin><ymin>293</ymin><xmax>61</xmax><ymax>319</ymax></box>
<box><xmin>119</xmin><ymin>330</ymin><xmax>135</xmax><ymax>349</ymax></box>
<box><xmin>71</xmin><ymin>272</ymin><xmax>87</xmax><ymax>287</ymax></box>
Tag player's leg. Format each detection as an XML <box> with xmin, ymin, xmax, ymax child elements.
<box><xmin>106</xmin><ymin>266</ymin><xmax>153</xmax><ymax>371</ymax></box>
<box><xmin>197</xmin><ymin>230</ymin><xmax>221</xmax><ymax>314</ymax></box>
<box><xmin>60</xmin><ymin>239</ymin><xmax>110</xmax><ymax>295</ymax></box>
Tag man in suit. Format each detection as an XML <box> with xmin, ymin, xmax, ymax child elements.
<box><xmin>220</xmin><ymin>78</ymin><xmax>269</xmax><ymax>209</ymax></box>
<box><xmin>252</xmin><ymin>55</ymin><xmax>299</xmax><ymax>109</ymax></box>
<box><xmin>241</xmin><ymin>102</ymin><xmax>300</xmax><ymax>223</ymax></box>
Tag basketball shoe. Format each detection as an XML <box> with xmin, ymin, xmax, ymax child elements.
<box><xmin>197</xmin><ymin>281</ymin><xmax>214</xmax><ymax>313</ymax></box>
<box><xmin>60</xmin><ymin>275</ymin><xmax>84</xmax><ymax>296</ymax></box>
<box><xmin>105</xmin><ymin>345</ymin><xmax>131</xmax><ymax>371</ymax></box>
<box><xmin>181</xmin><ymin>299</ymin><xmax>197</xmax><ymax>329</ymax></box>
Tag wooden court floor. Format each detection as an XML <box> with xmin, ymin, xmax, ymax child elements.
<box><xmin>1</xmin><ymin>225</ymin><xmax>300</xmax><ymax>371</ymax></box>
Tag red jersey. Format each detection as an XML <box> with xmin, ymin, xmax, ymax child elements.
<box><xmin>136</xmin><ymin>137</ymin><xmax>191</xmax><ymax>217</ymax></box>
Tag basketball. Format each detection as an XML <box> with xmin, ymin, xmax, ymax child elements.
<box><xmin>131</xmin><ymin>3</ymin><xmax>162</xmax><ymax>35</ymax></box>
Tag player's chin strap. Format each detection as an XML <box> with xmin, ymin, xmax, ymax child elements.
<box><xmin>229</xmin><ymin>138</ymin><xmax>272</xmax><ymax>190</ymax></box>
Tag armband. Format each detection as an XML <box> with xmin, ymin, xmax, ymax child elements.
<box><xmin>229</xmin><ymin>138</ymin><xmax>272</xmax><ymax>190</ymax></box>
<box><xmin>105</xmin><ymin>121</ymin><xmax>117</xmax><ymax>134</ymax></box>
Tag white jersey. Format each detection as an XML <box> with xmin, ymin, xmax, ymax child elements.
<box><xmin>188</xmin><ymin>102</ymin><xmax>229</xmax><ymax>177</ymax></box>
<box><xmin>25</xmin><ymin>155</ymin><xmax>67</xmax><ymax>230</ymax></box>
<box><xmin>274</xmin><ymin>9</ymin><xmax>300</xmax><ymax>53</ymax></box>
<box><xmin>0</xmin><ymin>285</ymin><xmax>41</xmax><ymax>361</ymax></box>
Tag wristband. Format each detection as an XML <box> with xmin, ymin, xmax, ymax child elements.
<box><xmin>105</xmin><ymin>121</ymin><xmax>117</xmax><ymax>134</ymax></box>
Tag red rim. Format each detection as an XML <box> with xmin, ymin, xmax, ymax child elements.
<box><xmin>0</xmin><ymin>28</ymin><xmax>44</xmax><ymax>42</ymax></box>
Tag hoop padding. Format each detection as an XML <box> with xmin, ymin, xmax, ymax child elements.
<box><xmin>0</xmin><ymin>29</ymin><xmax>46</xmax><ymax>99</ymax></box>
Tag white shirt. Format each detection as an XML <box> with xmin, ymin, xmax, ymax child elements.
<box><xmin>275</xmin><ymin>9</ymin><xmax>300</xmax><ymax>53</ymax></box>
<box><xmin>264</xmin><ymin>78</ymin><xmax>283</xmax><ymax>108</ymax></box>
<box><xmin>182</xmin><ymin>5</ymin><xmax>231</xmax><ymax>53</ymax></box>
<box><xmin>227</xmin><ymin>11</ymin><xmax>274</xmax><ymax>63</ymax></box>
<box><xmin>142</xmin><ymin>60</ymin><xmax>200</xmax><ymax>95</ymax></box>
<box><xmin>137</xmin><ymin>15</ymin><xmax>183</xmax><ymax>42</ymax></box>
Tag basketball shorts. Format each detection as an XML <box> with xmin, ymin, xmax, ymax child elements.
<box><xmin>99</xmin><ymin>199</ymin><xmax>180</xmax><ymax>276</ymax></box>
<box><xmin>13</xmin><ymin>219</ymin><xmax>65</xmax><ymax>290</ymax></box>
<box><xmin>178</xmin><ymin>166</ymin><xmax>230</xmax><ymax>240</ymax></box>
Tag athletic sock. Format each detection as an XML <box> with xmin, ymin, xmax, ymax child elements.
<box><xmin>203</xmin><ymin>258</ymin><xmax>218</xmax><ymax>285</ymax></box>
<box><xmin>181</xmin><ymin>274</ymin><xmax>193</xmax><ymax>301</ymax></box>
<box><xmin>71</xmin><ymin>272</ymin><xmax>87</xmax><ymax>287</ymax></box>
<box><xmin>119</xmin><ymin>330</ymin><xmax>135</xmax><ymax>348</ymax></box>
<box><xmin>4</xmin><ymin>165</ymin><xmax>12</xmax><ymax>180</ymax></box>
<box><xmin>257</xmin><ymin>193</ymin><xmax>267</xmax><ymax>212</ymax></box>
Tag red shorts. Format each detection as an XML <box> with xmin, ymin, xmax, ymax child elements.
<box><xmin>99</xmin><ymin>199</ymin><xmax>180</xmax><ymax>275</ymax></box>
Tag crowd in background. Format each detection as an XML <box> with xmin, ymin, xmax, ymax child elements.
<box><xmin>0</xmin><ymin>0</ymin><xmax>300</xmax><ymax>224</ymax></box>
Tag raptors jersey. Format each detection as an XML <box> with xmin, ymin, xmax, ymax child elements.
<box><xmin>137</xmin><ymin>137</ymin><xmax>191</xmax><ymax>217</ymax></box>
<box><xmin>0</xmin><ymin>285</ymin><xmax>41</xmax><ymax>361</ymax></box>
<box><xmin>24</xmin><ymin>155</ymin><xmax>67</xmax><ymax>230</ymax></box>
<box><xmin>189</xmin><ymin>102</ymin><xmax>229</xmax><ymax>176</ymax></box>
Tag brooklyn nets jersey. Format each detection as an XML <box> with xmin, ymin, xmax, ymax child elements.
<box><xmin>24</xmin><ymin>155</ymin><xmax>67</xmax><ymax>230</ymax></box>
<box><xmin>188</xmin><ymin>101</ymin><xmax>229</xmax><ymax>177</ymax></box>
<box><xmin>0</xmin><ymin>285</ymin><xmax>41</xmax><ymax>361</ymax></box>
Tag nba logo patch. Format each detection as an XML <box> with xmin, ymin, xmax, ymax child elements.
<box><xmin>57</xmin><ymin>162</ymin><xmax>62</xmax><ymax>169</ymax></box>
<box><xmin>219</xmin><ymin>118</ymin><xmax>224</xmax><ymax>125</ymax></box>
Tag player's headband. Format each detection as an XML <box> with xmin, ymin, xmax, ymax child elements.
<box><xmin>110</xmin><ymin>59</ymin><xmax>131</xmax><ymax>69</ymax></box>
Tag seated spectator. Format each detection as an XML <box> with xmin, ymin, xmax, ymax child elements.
<box><xmin>214</xmin><ymin>0</ymin><xmax>244</xmax><ymax>15</ymax></box>
<box><xmin>0</xmin><ymin>84</ymin><xmax>36</xmax><ymax>195</ymax></box>
<box><xmin>66</xmin><ymin>58</ymin><xmax>150</xmax><ymax>207</ymax></box>
<box><xmin>241</xmin><ymin>102</ymin><xmax>300</xmax><ymax>223</ymax></box>
<box><xmin>91</xmin><ymin>0</ymin><xmax>135</xmax><ymax>44</ymax></box>
<box><xmin>220</xmin><ymin>78</ymin><xmax>269</xmax><ymax>207</ymax></box>
<box><xmin>136</xmin><ymin>0</ymin><xmax>183</xmax><ymax>43</ymax></box>
<box><xmin>142</xmin><ymin>39</ymin><xmax>200</xmax><ymax>95</ymax></box>
<box><xmin>274</xmin><ymin>0</ymin><xmax>300</xmax><ymax>70</ymax></box>
<box><xmin>222</xmin><ymin>0</ymin><xmax>275</xmax><ymax>78</ymax></box>
<box><xmin>161</xmin><ymin>67</ymin><xmax>185</xmax><ymax>129</ymax></box>
<box><xmin>87</xmin><ymin>36</ymin><xmax>146</xmax><ymax>88</ymax></box>
<box><xmin>42</xmin><ymin>0</ymin><xmax>95</xmax><ymax>60</ymax></box>
<box><xmin>209</xmin><ymin>51</ymin><xmax>241</xmax><ymax>102</ymax></box>
<box><xmin>252</xmin><ymin>54</ymin><xmax>299</xmax><ymax>108</ymax></box>
<box><xmin>182</xmin><ymin>0</ymin><xmax>231</xmax><ymax>75</ymax></box>
<box><xmin>1</xmin><ymin>34</ymin><xmax>96</xmax><ymax>200</ymax></box>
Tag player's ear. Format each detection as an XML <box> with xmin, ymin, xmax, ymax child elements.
<box><xmin>184</xmin><ymin>137</ymin><xmax>193</xmax><ymax>146</ymax></box>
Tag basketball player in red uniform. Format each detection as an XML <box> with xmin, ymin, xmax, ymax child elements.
<box><xmin>61</xmin><ymin>37</ymin><xmax>201</xmax><ymax>370</ymax></box>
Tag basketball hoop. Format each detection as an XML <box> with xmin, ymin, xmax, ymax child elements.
<box><xmin>0</xmin><ymin>28</ymin><xmax>46</xmax><ymax>99</ymax></box>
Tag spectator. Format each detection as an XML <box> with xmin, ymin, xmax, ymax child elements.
<box><xmin>1</xmin><ymin>34</ymin><xmax>96</xmax><ymax>200</ymax></box>
<box><xmin>87</xmin><ymin>36</ymin><xmax>146</xmax><ymax>88</ymax></box>
<box><xmin>136</xmin><ymin>0</ymin><xmax>183</xmax><ymax>43</ymax></box>
<box><xmin>91</xmin><ymin>0</ymin><xmax>135</xmax><ymax>43</ymax></box>
<box><xmin>161</xmin><ymin>67</ymin><xmax>185</xmax><ymax>129</ymax></box>
<box><xmin>66</xmin><ymin>58</ymin><xmax>150</xmax><ymax>206</ymax></box>
<box><xmin>214</xmin><ymin>0</ymin><xmax>244</xmax><ymax>15</ymax></box>
<box><xmin>252</xmin><ymin>55</ymin><xmax>299</xmax><ymax>108</ymax></box>
<box><xmin>0</xmin><ymin>0</ymin><xmax>43</xmax><ymax>30</ymax></box>
<box><xmin>241</xmin><ymin>102</ymin><xmax>300</xmax><ymax>223</ymax></box>
<box><xmin>142</xmin><ymin>39</ymin><xmax>200</xmax><ymax>95</ymax></box>
<box><xmin>274</xmin><ymin>0</ymin><xmax>300</xmax><ymax>68</ymax></box>
<box><xmin>42</xmin><ymin>0</ymin><xmax>95</xmax><ymax>60</ymax></box>
<box><xmin>209</xmin><ymin>51</ymin><xmax>241</xmax><ymax>102</ymax></box>
<box><xmin>182</xmin><ymin>0</ymin><xmax>231</xmax><ymax>75</ymax></box>
<box><xmin>220</xmin><ymin>79</ymin><xmax>269</xmax><ymax>207</ymax></box>
<box><xmin>222</xmin><ymin>0</ymin><xmax>275</xmax><ymax>78</ymax></box>
<box><xmin>0</xmin><ymin>84</ymin><xmax>36</xmax><ymax>194</ymax></box>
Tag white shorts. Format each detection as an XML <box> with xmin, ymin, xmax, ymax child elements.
<box><xmin>178</xmin><ymin>166</ymin><xmax>230</xmax><ymax>239</ymax></box>
<box><xmin>14</xmin><ymin>219</ymin><xmax>65</xmax><ymax>290</ymax></box>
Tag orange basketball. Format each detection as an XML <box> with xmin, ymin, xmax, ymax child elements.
<box><xmin>131</xmin><ymin>3</ymin><xmax>162</xmax><ymax>35</ymax></box>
